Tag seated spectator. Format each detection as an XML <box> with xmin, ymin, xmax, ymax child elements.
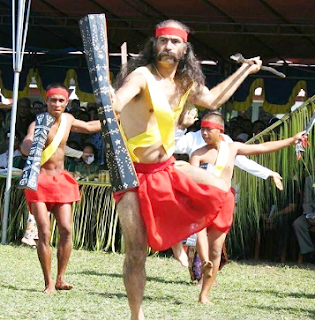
<box><xmin>235</xmin><ymin>132</ymin><xmax>249</xmax><ymax>143</ymax></box>
<box><xmin>64</xmin><ymin>141</ymin><xmax>83</xmax><ymax>172</ymax></box>
<box><xmin>241</xmin><ymin>118</ymin><xmax>253</xmax><ymax>137</ymax></box>
<box><xmin>68</xmin><ymin>110</ymin><xmax>91</xmax><ymax>145</ymax></box>
<box><xmin>87</xmin><ymin>102</ymin><xmax>99</xmax><ymax>120</ymax></box>
<box><xmin>252</xmin><ymin>120</ymin><xmax>266</xmax><ymax>136</ymax></box>
<box><xmin>16</xmin><ymin>97</ymin><xmax>34</xmax><ymax>139</ymax></box>
<box><xmin>68</xmin><ymin>99</ymin><xmax>81</xmax><ymax>116</ymax></box>
<box><xmin>231</xmin><ymin>125</ymin><xmax>249</xmax><ymax>142</ymax></box>
<box><xmin>0</xmin><ymin>132</ymin><xmax>22</xmax><ymax>168</ymax></box>
<box><xmin>74</xmin><ymin>142</ymin><xmax>99</xmax><ymax>181</ymax></box>
<box><xmin>293</xmin><ymin>175</ymin><xmax>315</xmax><ymax>263</ymax></box>
<box><xmin>30</xmin><ymin>100</ymin><xmax>46</xmax><ymax>116</ymax></box>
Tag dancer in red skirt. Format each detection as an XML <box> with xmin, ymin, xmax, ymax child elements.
<box><xmin>22</xmin><ymin>83</ymin><xmax>101</xmax><ymax>294</ymax></box>
<box><xmin>190</xmin><ymin>111</ymin><xmax>304</xmax><ymax>305</ymax></box>
<box><xmin>112</xmin><ymin>18</ymin><xmax>263</xmax><ymax>320</ymax></box>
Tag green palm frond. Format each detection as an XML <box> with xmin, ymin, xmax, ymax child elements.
<box><xmin>228</xmin><ymin>96</ymin><xmax>315</xmax><ymax>257</ymax></box>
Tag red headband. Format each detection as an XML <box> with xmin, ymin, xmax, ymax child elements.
<box><xmin>201</xmin><ymin>120</ymin><xmax>224</xmax><ymax>132</ymax></box>
<box><xmin>46</xmin><ymin>88</ymin><xmax>69</xmax><ymax>100</ymax></box>
<box><xmin>155</xmin><ymin>27</ymin><xmax>188</xmax><ymax>42</ymax></box>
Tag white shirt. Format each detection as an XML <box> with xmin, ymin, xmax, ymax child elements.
<box><xmin>174</xmin><ymin>128</ymin><xmax>272</xmax><ymax>180</ymax></box>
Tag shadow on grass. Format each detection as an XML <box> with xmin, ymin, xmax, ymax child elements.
<box><xmin>246</xmin><ymin>304</ymin><xmax>315</xmax><ymax>317</ymax></box>
<box><xmin>246</xmin><ymin>288</ymin><xmax>315</xmax><ymax>300</ymax></box>
<box><xmin>235</xmin><ymin>259</ymin><xmax>315</xmax><ymax>269</ymax></box>
<box><xmin>87</xmin><ymin>289</ymin><xmax>184</xmax><ymax>304</ymax></box>
<box><xmin>76</xmin><ymin>270</ymin><xmax>190</xmax><ymax>285</ymax></box>
<box><xmin>0</xmin><ymin>283</ymin><xmax>44</xmax><ymax>293</ymax></box>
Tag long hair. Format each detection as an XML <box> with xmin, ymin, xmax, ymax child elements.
<box><xmin>114</xmin><ymin>20</ymin><xmax>205</xmax><ymax>97</ymax></box>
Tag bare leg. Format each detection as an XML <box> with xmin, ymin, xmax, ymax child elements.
<box><xmin>196</xmin><ymin>229</ymin><xmax>213</xmax><ymax>278</ymax></box>
<box><xmin>117</xmin><ymin>192</ymin><xmax>147</xmax><ymax>320</ymax></box>
<box><xmin>175</xmin><ymin>163</ymin><xmax>229</xmax><ymax>191</ymax></box>
<box><xmin>172</xmin><ymin>242</ymin><xmax>189</xmax><ymax>268</ymax></box>
<box><xmin>53</xmin><ymin>203</ymin><xmax>73</xmax><ymax>290</ymax></box>
<box><xmin>31</xmin><ymin>203</ymin><xmax>55</xmax><ymax>294</ymax></box>
<box><xmin>199</xmin><ymin>227</ymin><xmax>226</xmax><ymax>305</ymax></box>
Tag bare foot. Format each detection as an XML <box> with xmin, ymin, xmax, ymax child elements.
<box><xmin>21</xmin><ymin>237</ymin><xmax>37</xmax><ymax>248</ymax></box>
<box><xmin>201</xmin><ymin>260</ymin><xmax>213</xmax><ymax>278</ymax></box>
<box><xmin>172</xmin><ymin>243</ymin><xmax>189</xmax><ymax>268</ymax></box>
<box><xmin>199</xmin><ymin>295</ymin><xmax>214</xmax><ymax>305</ymax></box>
<box><xmin>55</xmin><ymin>282</ymin><xmax>74</xmax><ymax>290</ymax></box>
<box><xmin>176</xmin><ymin>250</ymin><xmax>189</xmax><ymax>268</ymax></box>
<box><xmin>44</xmin><ymin>284</ymin><xmax>56</xmax><ymax>294</ymax></box>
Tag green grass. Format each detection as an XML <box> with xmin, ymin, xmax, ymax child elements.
<box><xmin>0</xmin><ymin>245</ymin><xmax>314</xmax><ymax>320</ymax></box>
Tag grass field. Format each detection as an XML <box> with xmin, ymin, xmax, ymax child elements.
<box><xmin>0</xmin><ymin>244</ymin><xmax>314</xmax><ymax>320</ymax></box>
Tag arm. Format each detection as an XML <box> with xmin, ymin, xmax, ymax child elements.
<box><xmin>234</xmin><ymin>154</ymin><xmax>272</xmax><ymax>179</ymax></box>
<box><xmin>65</xmin><ymin>145</ymin><xmax>83</xmax><ymax>159</ymax></box>
<box><xmin>190</xmin><ymin>152</ymin><xmax>201</xmax><ymax>168</ymax></box>
<box><xmin>71</xmin><ymin>119</ymin><xmax>102</xmax><ymax>134</ymax></box>
<box><xmin>113</xmin><ymin>71</ymin><xmax>147</xmax><ymax>115</ymax></box>
<box><xmin>236</xmin><ymin>131</ymin><xmax>304</xmax><ymax>156</ymax></box>
<box><xmin>192</xmin><ymin>58</ymin><xmax>262</xmax><ymax>110</ymax></box>
<box><xmin>174</xmin><ymin>130</ymin><xmax>200</xmax><ymax>158</ymax></box>
<box><xmin>224</xmin><ymin>133</ymin><xmax>283</xmax><ymax>189</ymax></box>
<box><xmin>20</xmin><ymin>121</ymin><xmax>35</xmax><ymax>156</ymax></box>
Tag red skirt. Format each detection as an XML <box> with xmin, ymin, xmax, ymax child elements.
<box><xmin>114</xmin><ymin>157</ymin><xmax>228</xmax><ymax>251</ymax></box>
<box><xmin>209</xmin><ymin>188</ymin><xmax>235</xmax><ymax>234</ymax></box>
<box><xmin>25</xmin><ymin>170</ymin><xmax>80</xmax><ymax>211</ymax></box>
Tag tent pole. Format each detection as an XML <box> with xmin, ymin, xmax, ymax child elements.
<box><xmin>1</xmin><ymin>0</ymin><xmax>31</xmax><ymax>244</ymax></box>
<box><xmin>121</xmin><ymin>42</ymin><xmax>128</xmax><ymax>66</ymax></box>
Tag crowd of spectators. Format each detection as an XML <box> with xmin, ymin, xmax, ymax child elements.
<box><xmin>0</xmin><ymin>97</ymin><xmax>107</xmax><ymax>177</ymax></box>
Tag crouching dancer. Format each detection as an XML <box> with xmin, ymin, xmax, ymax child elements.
<box><xmin>112</xmin><ymin>19</ymin><xmax>262</xmax><ymax>320</ymax></box>
<box><xmin>21</xmin><ymin>83</ymin><xmax>101</xmax><ymax>294</ymax></box>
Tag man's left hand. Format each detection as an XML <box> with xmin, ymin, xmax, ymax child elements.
<box><xmin>270</xmin><ymin>171</ymin><xmax>283</xmax><ymax>190</ymax></box>
<box><xmin>246</xmin><ymin>56</ymin><xmax>262</xmax><ymax>74</ymax></box>
<box><xmin>178</xmin><ymin>107</ymin><xmax>198</xmax><ymax>130</ymax></box>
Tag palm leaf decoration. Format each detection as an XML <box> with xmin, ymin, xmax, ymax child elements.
<box><xmin>228</xmin><ymin>96</ymin><xmax>315</xmax><ymax>258</ymax></box>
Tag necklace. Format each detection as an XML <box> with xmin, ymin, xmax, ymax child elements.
<box><xmin>153</xmin><ymin>65</ymin><xmax>175</xmax><ymax>84</ymax></box>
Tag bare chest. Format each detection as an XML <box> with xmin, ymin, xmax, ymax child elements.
<box><xmin>45</xmin><ymin>121</ymin><xmax>70</xmax><ymax>147</ymax></box>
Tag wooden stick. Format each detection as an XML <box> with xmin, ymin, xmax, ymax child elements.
<box><xmin>230</xmin><ymin>53</ymin><xmax>286</xmax><ymax>78</ymax></box>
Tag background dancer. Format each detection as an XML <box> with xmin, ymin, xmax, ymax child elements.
<box><xmin>21</xmin><ymin>83</ymin><xmax>101</xmax><ymax>294</ymax></box>
<box><xmin>189</xmin><ymin>111</ymin><xmax>304</xmax><ymax>305</ymax></box>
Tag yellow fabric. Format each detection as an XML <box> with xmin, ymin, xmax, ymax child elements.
<box><xmin>40</xmin><ymin>113</ymin><xmax>67</xmax><ymax>166</ymax></box>
<box><xmin>120</xmin><ymin>66</ymin><xmax>191</xmax><ymax>162</ymax></box>
<box><xmin>213</xmin><ymin>141</ymin><xmax>229</xmax><ymax>177</ymax></box>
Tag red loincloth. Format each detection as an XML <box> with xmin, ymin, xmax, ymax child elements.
<box><xmin>114</xmin><ymin>157</ymin><xmax>228</xmax><ymax>251</ymax></box>
<box><xmin>209</xmin><ymin>188</ymin><xmax>235</xmax><ymax>234</ymax></box>
<box><xmin>25</xmin><ymin>170</ymin><xmax>80</xmax><ymax>212</ymax></box>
